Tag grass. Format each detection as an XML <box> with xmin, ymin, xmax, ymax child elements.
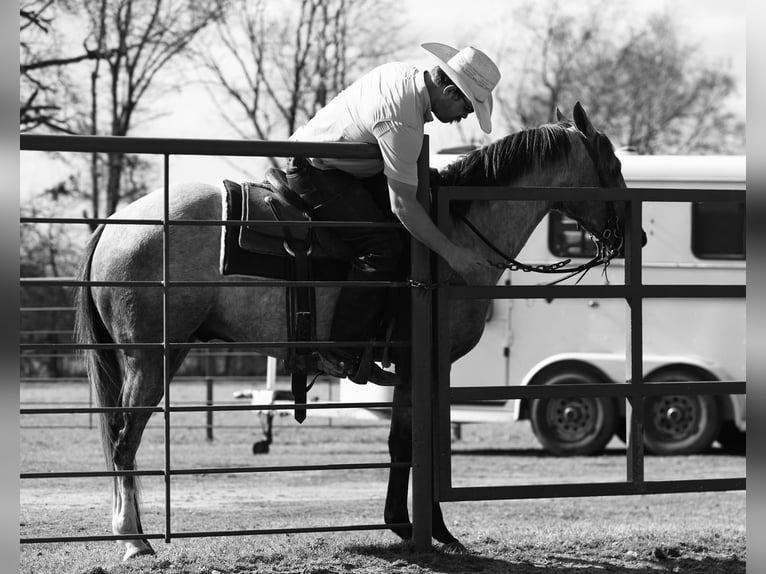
<box><xmin>20</xmin><ymin>380</ymin><xmax>746</xmax><ymax>573</ymax></box>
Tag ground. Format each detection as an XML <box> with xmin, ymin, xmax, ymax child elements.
<box><xmin>19</xmin><ymin>379</ymin><xmax>746</xmax><ymax>573</ymax></box>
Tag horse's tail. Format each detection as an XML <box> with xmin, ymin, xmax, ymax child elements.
<box><xmin>74</xmin><ymin>225</ymin><xmax>121</xmax><ymax>470</ymax></box>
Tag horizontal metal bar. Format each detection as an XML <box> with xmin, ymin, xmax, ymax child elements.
<box><xmin>20</xmin><ymin>278</ymin><xmax>163</xmax><ymax>287</ymax></box>
<box><xmin>163</xmin><ymin>280</ymin><xmax>410</xmax><ymax>288</ymax></box>
<box><xmin>169</xmin><ymin>401</ymin><xmax>398</xmax><ymax>413</ymax></box>
<box><xmin>20</xmin><ymin>307</ymin><xmax>75</xmax><ymax>313</ymax></box>
<box><xmin>170</xmin><ymin>461</ymin><xmax>409</xmax><ymax>475</ymax></box>
<box><xmin>21</xmin><ymin>405</ymin><xmax>162</xmax><ymax>415</ymax></box>
<box><xmin>440</xmin><ymin>186</ymin><xmax>744</xmax><ymax>202</ymax></box>
<box><xmin>166</xmin><ymin>340</ymin><xmax>409</xmax><ymax>350</ymax></box>
<box><xmin>21</xmin><ymin>461</ymin><xmax>410</xmax><ymax>480</ymax></box>
<box><xmin>19</xmin><ymin>278</ymin><xmax>410</xmax><ymax>288</ymax></box>
<box><xmin>21</xmin><ymin>217</ymin><xmax>164</xmax><ymax>226</ymax></box>
<box><xmin>23</xmin><ymin>278</ymin><xmax>740</xmax><ymax>298</ymax></box>
<box><xmin>20</xmin><ymin>339</ymin><xmax>410</xmax><ymax>351</ymax></box>
<box><xmin>21</xmin><ymin>343</ymin><xmax>162</xmax><ymax>351</ymax></box>
<box><xmin>170</xmin><ymin>523</ymin><xmax>409</xmax><ymax>539</ymax></box>
<box><xmin>639</xmin><ymin>285</ymin><xmax>745</xmax><ymax>298</ymax></box>
<box><xmin>449</xmin><ymin>381</ymin><xmax>746</xmax><ymax>402</ymax></box>
<box><xmin>21</xmin><ymin>217</ymin><xmax>402</xmax><ymax>228</ymax></box>
<box><xmin>448</xmin><ymin>284</ymin><xmax>745</xmax><ymax>300</ymax></box>
<box><xmin>21</xmin><ymin>401</ymin><xmax>403</xmax><ymax>415</ymax></box>
<box><xmin>21</xmin><ymin>469</ymin><xmax>164</xmax><ymax>479</ymax></box>
<box><xmin>21</xmin><ymin>532</ymin><xmax>166</xmax><ymax>544</ymax></box>
<box><xmin>20</xmin><ymin>134</ymin><xmax>383</xmax><ymax>159</ymax></box>
<box><xmin>21</xmin><ymin>522</ymin><xmax>410</xmax><ymax>545</ymax></box>
<box><xmin>441</xmin><ymin>478</ymin><xmax>745</xmax><ymax>501</ymax></box>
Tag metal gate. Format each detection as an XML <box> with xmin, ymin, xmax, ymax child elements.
<box><xmin>19</xmin><ymin>134</ymin><xmax>746</xmax><ymax>551</ymax></box>
<box><xmin>428</xmin><ymin>183</ymin><xmax>746</xmax><ymax>509</ymax></box>
<box><xmin>19</xmin><ymin>133</ymin><xmax>435</xmax><ymax>547</ymax></box>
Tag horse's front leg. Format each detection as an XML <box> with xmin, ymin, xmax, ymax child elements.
<box><xmin>384</xmin><ymin>382</ymin><xmax>464</xmax><ymax>550</ymax></box>
<box><xmin>384</xmin><ymin>383</ymin><xmax>413</xmax><ymax>540</ymax></box>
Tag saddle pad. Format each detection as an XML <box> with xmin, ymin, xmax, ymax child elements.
<box><xmin>220</xmin><ymin>180</ymin><xmax>349</xmax><ymax>280</ymax></box>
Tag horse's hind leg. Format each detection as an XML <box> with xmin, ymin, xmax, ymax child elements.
<box><xmin>111</xmin><ymin>352</ymin><xmax>165</xmax><ymax>560</ymax></box>
<box><xmin>384</xmin><ymin>382</ymin><xmax>463</xmax><ymax>550</ymax></box>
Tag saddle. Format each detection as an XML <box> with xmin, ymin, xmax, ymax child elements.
<box><xmin>220</xmin><ymin>169</ymin><xmax>401</xmax><ymax>423</ymax></box>
<box><xmin>220</xmin><ymin>169</ymin><xmax>351</xmax><ymax>279</ymax></box>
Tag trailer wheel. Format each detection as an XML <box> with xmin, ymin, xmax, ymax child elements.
<box><xmin>529</xmin><ymin>368</ymin><xmax>617</xmax><ymax>456</ymax></box>
<box><xmin>643</xmin><ymin>369</ymin><xmax>722</xmax><ymax>455</ymax></box>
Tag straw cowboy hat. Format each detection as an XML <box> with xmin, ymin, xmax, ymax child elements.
<box><xmin>421</xmin><ymin>42</ymin><xmax>501</xmax><ymax>134</ymax></box>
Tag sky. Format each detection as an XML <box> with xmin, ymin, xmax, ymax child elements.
<box><xmin>19</xmin><ymin>0</ymin><xmax>747</xmax><ymax>197</ymax></box>
<box><xmin>404</xmin><ymin>0</ymin><xmax>746</xmax><ymax>151</ymax></box>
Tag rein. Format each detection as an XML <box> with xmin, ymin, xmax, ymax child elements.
<box><xmin>456</xmin><ymin>211</ymin><xmax>618</xmax><ymax>286</ymax></box>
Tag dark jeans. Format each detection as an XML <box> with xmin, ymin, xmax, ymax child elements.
<box><xmin>285</xmin><ymin>158</ymin><xmax>406</xmax><ymax>356</ymax></box>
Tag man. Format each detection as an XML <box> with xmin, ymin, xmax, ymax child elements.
<box><xmin>287</xmin><ymin>42</ymin><xmax>501</xmax><ymax>385</ymax></box>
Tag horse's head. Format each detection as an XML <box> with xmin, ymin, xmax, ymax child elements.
<box><xmin>555</xmin><ymin>102</ymin><xmax>647</xmax><ymax>258</ymax></box>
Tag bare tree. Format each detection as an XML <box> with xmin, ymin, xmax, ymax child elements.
<box><xmin>195</xmin><ymin>0</ymin><xmax>407</xmax><ymax>157</ymax></box>
<box><xmin>87</xmin><ymin>0</ymin><xmax>228</xmax><ymax>215</ymax></box>
<box><xmin>20</xmin><ymin>1</ymin><xmax>84</xmax><ymax>133</ymax></box>
<box><xmin>497</xmin><ymin>1</ymin><xmax>744</xmax><ymax>154</ymax></box>
<box><xmin>21</xmin><ymin>0</ymin><xmax>228</xmax><ymax>219</ymax></box>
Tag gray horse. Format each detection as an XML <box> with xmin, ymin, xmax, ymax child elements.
<box><xmin>75</xmin><ymin>103</ymin><xmax>634</xmax><ymax>559</ymax></box>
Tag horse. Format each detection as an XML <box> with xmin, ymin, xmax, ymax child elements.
<box><xmin>75</xmin><ymin>102</ymin><xmax>640</xmax><ymax>560</ymax></box>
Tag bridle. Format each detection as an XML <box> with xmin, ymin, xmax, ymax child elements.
<box><xmin>457</xmin><ymin>131</ymin><xmax>624</xmax><ymax>286</ymax></box>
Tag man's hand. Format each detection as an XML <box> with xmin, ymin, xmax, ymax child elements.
<box><xmin>444</xmin><ymin>245</ymin><xmax>490</xmax><ymax>277</ymax></box>
<box><xmin>388</xmin><ymin>179</ymin><xmax>490</xmax><ymax>279</ymax></box>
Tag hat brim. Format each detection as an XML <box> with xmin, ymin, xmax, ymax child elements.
<box><xmin>421</xmin><ymin>42</ymin><xmax>493</xmax><ymax>134</ymax></box>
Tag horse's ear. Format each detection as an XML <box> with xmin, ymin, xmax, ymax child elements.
<box><xmin>573</xmin><ymin>101</ymin><xmax>596</xmax><ymax>139</ymax></box>
<box><xmin>556</xmin><ymin>107</ymin><xmax>567</xmax><ymax>122</ymax></box>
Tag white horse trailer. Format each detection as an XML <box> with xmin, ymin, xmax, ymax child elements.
<box><xmin>340</xmin><ymin>151</ymin><xmax>745</xmax><ymax>455</ymax></box>
<box><xmin>443</xmin><ymin>151</ymin><xmax>746</xmax><ymax>455</ymax></box>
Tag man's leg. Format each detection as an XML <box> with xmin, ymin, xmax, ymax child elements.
<box><xmin>286</xmin><ymin>159</ymin><xmax>403</xmax><ymax>384</ymax></box>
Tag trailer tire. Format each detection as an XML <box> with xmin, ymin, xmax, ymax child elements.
<box><xmin>529</xmin><ymin>368</ymin><xmax>617</xmax><ymax>456</ymax></box>
<box><xmin>643</xmin><ymin>368</ymin><xmax>722</xmax><ymax>455</ymax></box>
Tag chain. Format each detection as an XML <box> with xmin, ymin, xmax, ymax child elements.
<box><xmin>489</xmin><ymin>257</ymin><xmax>573</xmax><ymax>273</ymax></box>
<box><xmin>407</xmin><ymin>277</ymin><xmax>455</xmax><ymax>291</ymax></box>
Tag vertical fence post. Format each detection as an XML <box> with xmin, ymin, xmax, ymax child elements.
<box><xmin>162</xmin><ymin>153</ymin><xmax>172</xmax><ymax>543</ymax></box>
<box><xmin>205</xmin><ymin>348</ymin><xmax>214</xmax><ymax>441</ymax></box>
<box><xmin>624</xmin><ymin>195</ymin><xmax>645</xmax><ymax>487</ymax></box>
<box><xmin>206</xmin><ymin>377</ymin><xmax>214</xmax><ymax>442</ymax></box>
<box><xmin>411</xmin><ymin>135</ymin><xmax>433</xmax><ymax>550</ymax></box>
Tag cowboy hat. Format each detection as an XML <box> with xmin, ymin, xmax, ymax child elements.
<box><xmin>421</xmin><ymin>42</ymin><xmax>501</xmax><ymax>134</ymax></box>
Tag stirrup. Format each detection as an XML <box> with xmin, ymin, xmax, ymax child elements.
<box><xmin>317</xmin><ymin>353</ymin><xmax>354</xmax><ymax>379</ymax></box>
<box><xmin>348</xmin><ymin>346</ymin><xmax>401</xmax><ymax>387</ymax></box>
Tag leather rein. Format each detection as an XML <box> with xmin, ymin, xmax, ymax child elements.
<box><xmin>457</xmin><ymin>208</ymin><xmax>621</xmax><ymax>285</ymax></box>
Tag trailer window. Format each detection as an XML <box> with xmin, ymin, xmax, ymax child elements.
<box><xmin>691</xmin><ymin>201</ymin><xmax>745</xmax><ymax>259</ymax></box>
<box><xmin>548</xmin><ymin>213</ymin><xmax>600</xmax><ymax>258</ymax></box>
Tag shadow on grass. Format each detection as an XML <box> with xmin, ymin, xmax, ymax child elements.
<box><xmin>349</xmin><ymin>542</ymin><xmax>746</xmax><ymax>574</ymax></box>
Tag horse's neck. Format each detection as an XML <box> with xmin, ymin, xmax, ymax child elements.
<box><xmin>452</xmin><ymin>194</ymin><xmax>551</xmax><ymax>286</ymax></box>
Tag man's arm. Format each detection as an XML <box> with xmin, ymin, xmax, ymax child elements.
<box><xmin>388</xmin><ymin>178</ymin><xmax>488</xmax><ymax>277</ymax></box>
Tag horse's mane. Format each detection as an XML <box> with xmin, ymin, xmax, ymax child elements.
<box><xmin>433</xmin><ymin>122</ymin><xmax>577</xmax><ymax>217</ymax></box>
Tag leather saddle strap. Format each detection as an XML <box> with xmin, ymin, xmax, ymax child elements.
<box><xmin>270</xmin><ymin>184</ymin><xmax>314</xmax><ymax>424</ymax></box>
<box><xmin>289</xmin><ymin>246</ymin><xmax>312</xmax><ymax>423</ymax></box>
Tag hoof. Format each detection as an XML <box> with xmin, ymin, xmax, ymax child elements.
<box><xmin>440</xmin><ymin>540</ymin><xmax>468</xmax><ymax>554</ymax></box>
<box><xmin>387</xmin><ymin>522</ymin><xmax>412</xmax><ymax>541</ymax></box>
<box><xmin>252</xmin><ymin>441</ymin><xmax>270</xmax><ymax>454</ymax></box>
<box><xmin>123</xmin><ymin>541</ymin><xmax>155</xmax><ymax>561</ymax></box>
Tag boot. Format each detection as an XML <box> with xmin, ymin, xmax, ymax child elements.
<box><xmin>348</xmin><ymin>345</ymin><xmax>400</xmax><ymax>386</ymax></box>
<box><xmin>317</xmin><ymin>346</ymin><xmax>400</xmax><ymax>386</ymax></box>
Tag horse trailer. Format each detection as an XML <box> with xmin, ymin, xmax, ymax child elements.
<box><xmin>344</xmin><ymin>151</ymin><xmax>745</xmax><ymax>456</ymax></box>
